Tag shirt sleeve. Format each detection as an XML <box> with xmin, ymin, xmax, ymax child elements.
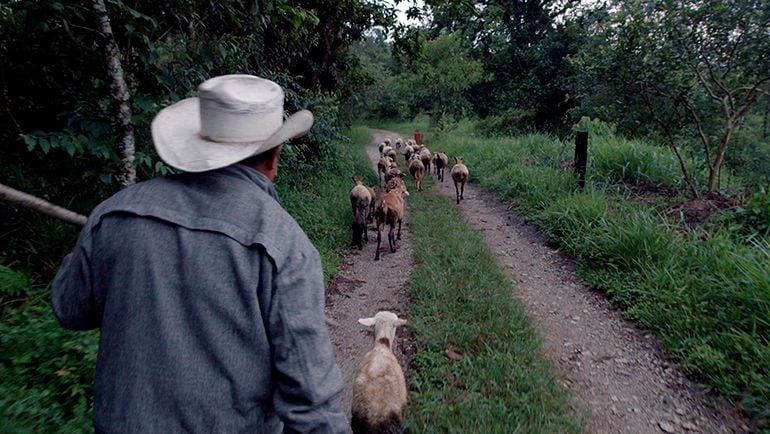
<box><xmin>268</xmin><ymin>246</ymin><xmax>348</xmax><ymax>434</ymax></box>
<box><xmin>51</xmin><ymin>230</ymin><xmax>99</xmax><ymax>331</ymax></box>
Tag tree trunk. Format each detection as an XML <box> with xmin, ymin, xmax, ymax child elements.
<box><xmin>0</xmin><ymin>183</ymin><xmax>87</xmax><ymax>226</ymax></box>
<box><xmin>92</xmin><ymin>0</ymin><xmax>136</xmax><ymax>188</ymax></box>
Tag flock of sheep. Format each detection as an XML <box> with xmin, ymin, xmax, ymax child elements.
<box><xmin>347</xmin><ymin>137</ymin><xmax>470</xmax><ymax>433</ymax></box>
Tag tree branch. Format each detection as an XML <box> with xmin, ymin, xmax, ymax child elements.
<box><xmin>0</xmin><ymin>183</ymin><xmax>87</xmax><ymax>226</ymax></box>
<box><xmin>640</xmin><ymin>90</ymin><xmax>698</xmax><ymax>198</ymax></box>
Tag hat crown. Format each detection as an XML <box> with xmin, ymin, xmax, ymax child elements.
<box><xmin>198</xmin><ymin>75</ymin><xmax>284</xmax><ymax>143</ymax></box>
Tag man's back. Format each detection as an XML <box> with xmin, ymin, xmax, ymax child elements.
<box><xmin>52</xmin><ymin>165</ymin><xmax>347</xmax><ymax>433</ymax></box>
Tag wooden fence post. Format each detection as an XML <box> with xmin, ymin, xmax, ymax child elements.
<box><xmin>574</xmin><ymin>131</ymin><xmax>588</xmax><ymax>190</ymax></box>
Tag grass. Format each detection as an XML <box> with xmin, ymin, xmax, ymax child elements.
<box><xmin>430</xmin><ymin>127</ymin><xmax>770</xmax><ymax>428</ymax></box>
<box><xmin>405</xmin><ymin>176</ymin><xmax>582</xmax><ymax>433</ymax></box>
<box><xmin>0</xmin><ymin>128</ymin><xmax>377</xmax><ymax>431</ymax></box>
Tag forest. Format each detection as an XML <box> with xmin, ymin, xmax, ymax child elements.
<box><xmin>1</xmin><ymin>0</ymin><xmax>769</xmax><ymax>431</ymax></box>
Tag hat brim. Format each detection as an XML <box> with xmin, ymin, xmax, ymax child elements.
<box><xmin>151</xmin><ymin>98</ymin><xmax>313</xmax><ymax>173</ymax></box>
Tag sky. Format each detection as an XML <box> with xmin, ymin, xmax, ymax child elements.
<box><xmin>391</xmin><ymin>0</ymin><xmax>425</xmax><ymax>26</ymax></box>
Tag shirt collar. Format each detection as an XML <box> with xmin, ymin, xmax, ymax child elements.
<box><xmin>218</xmin><ymin>164</ymin><xmax>281</xmax><ymax>203</ymax></box>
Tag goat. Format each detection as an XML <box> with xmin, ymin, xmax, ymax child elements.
<box><xmin>351</xmin><ymin>311</ymin><xmax>408</xmax><ymax>434</ymax></box>
<box><xmin>450</xmin><ymin>156</ymin><xmax>469</xmax><ymax>204</ymax></box>
<box><xmin>374</xmin><ymin>183</ymin><xmax>409</xmax><ymax>261</ymax></box>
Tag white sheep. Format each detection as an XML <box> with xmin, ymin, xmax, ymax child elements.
<box><xmin>351</xmin><ymin>311</ymin><xmax>408</xmax><ymax>434</ymax></box>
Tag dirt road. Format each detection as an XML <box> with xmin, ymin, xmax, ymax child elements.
<box><xmin>325</xmin><ymin>129</ymin><xmax>749</xmax><ymax>433</ymax></box>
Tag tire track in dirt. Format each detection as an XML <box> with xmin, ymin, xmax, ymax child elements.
<box><xmin>429</xmin><ymin>160</ymin><xmax>750</xmax><ymax>433</ymax></box>
<box><xmin>324</xmin><ymin>130</ymin><xmax>414</xmax><ymax>422</ymax></box>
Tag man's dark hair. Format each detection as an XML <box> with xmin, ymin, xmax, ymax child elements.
<box><xmin>238</xmin><ymin>146</ymin><xmax>280</xmax><ymax>167</ymax></box>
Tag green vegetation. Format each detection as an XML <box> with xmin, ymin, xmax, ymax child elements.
<box><xmin>0</xmin><ymin>132</ymin><xmax>374</xmax><ymax>431</ymax></box>
<box><xmin>406</xmin><ymin>177</ymin><xmax>581</xmax><ymax>433</ymax></box>
<box><xmin>435</xmin><ymin>126</ymin><xmax>770</xmax><ymax>426</ymax></box>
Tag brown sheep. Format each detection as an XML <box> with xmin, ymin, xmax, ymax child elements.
<box><xmin>367</xmin><ymin>185</ymin><xmax>377</xmax><ymax>224</ymax></box>
<box><xmin>351</xmin><ymin>311</ymin><xmax>408</xmax><ymax>434</ymax></box>
<box><xmin>450</xmin><ymin>156</ymin><xmax>469</xmax><ymax>205</ymax></box>
<box><xmin>377</xmin><ymin>156</ymin><xmax>392</xmax><ymax>186</ymax></box>
<box><xmin>435</xmin><ymin>152</ymin><xmax>449</xmax><ymax>183</ymax></box>
<box><xmin>350</xmin><ymin>176</ymin><xmax>372</xmax><ymax>250</ymax></box>
<box><xmin>374</xmin><ymin>183</ymin><xmax>409</xmax><ymax>261</ymax></box>
<box><xmin>385</xmin><ymin>167</ymin><xmax>403</xmax><ymax>183</ymax></box>
<box><xmin>384</xmin><ymin>174</ymin><xmax>406</xmax><ymax>193</ymax></box>
<box><xmin>419</xmin><ymin>147</ymin><xmax>432</xmax><ymax>175</ymax></box>
<box><xmin>408</xmin><ymin>155</ymin><xmax>425</xmax><ymax>192</ymax></box>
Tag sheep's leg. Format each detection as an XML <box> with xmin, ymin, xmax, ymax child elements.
<box><xmin>455</xmin><ymin>182</ymin><xmax>460</xmax><ymax>204</ymax></box>
<box><xmin>388</xmin><ymin>224</ymin><xmax>396</xmax><ymax>252</ymax></box>
<box><xmin>375</xmin><ymin>222</ymin><xmax>382</xmax><ymax>261</ymax></box>
<box><xmin>397</xmin><ymin>218</ymin><xmax>402</xmax><ymax>240</ymax></box>
<box><xmin>461</xmin><ymin>181</ymin><xmax>465</xmax><ymax>200</ymax></box>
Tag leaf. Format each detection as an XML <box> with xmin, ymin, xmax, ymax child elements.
<box><xmin>39</xmin><ymin>138</ymin><xmax>50</xmax><ymax>154</ymax></box>
<box><xmin>99</xmin><ymin>173</ymin><xmax>112</xmax><ymax>185</ymax></box>
<box><xmin>445</xmin><ymin>347</ymin><xmax>463</xmax><ymax>361</ymax></box>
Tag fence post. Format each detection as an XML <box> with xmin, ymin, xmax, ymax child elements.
<box><xmin>574</xmin><ymin>131</ymin><xmax>588</xmax><ymax>190</ymax></box>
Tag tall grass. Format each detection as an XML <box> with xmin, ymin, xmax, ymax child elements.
<box><xmin>0</xmin><ymin>130</ymin><xmax>376</xmax><ymax>431</ymax></box>
<box><xmin>433</xmin><ymin>127</ymin><xmax>770</xmax><ymax>426</ymax></box>
<box><xmin>406</xmin><ymin>178</ymin><xmax>581</xmax><ymax>433</ymax></box>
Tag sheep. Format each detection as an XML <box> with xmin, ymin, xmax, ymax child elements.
<box><xmin>383</xmin><ymin>138</ymin><xmax>391</xmax><ymax>147</ymax></box>
<box><xmin>434</xmin><ymin>152</ymin><xmax>449</xmax><ymax>183</ymax></box>
<box><xmin>408</xmin><ymin>154</ymin><xmax>425</xmax><ymax>192</ymax></box>
<box><xmin>374</xmin><ymin>182</ymin><xmax>409</xmax><ymax>261</ymax></box>
<box><xmin>403</xmin><ymin>144</ymin><xmax>414</xmax><ymax>163</ymax></box>
<box><xmin>381</xmin><ymin>145</ymin><xmax>394</xmax><ymax>157</ymax></box>
<box><xmin>385</xmin><ymin>167</ymin><xmax>403</xmax><ymax>183</ymax></box>
<box><xmin>386</xmin><ymin>148</ymin><xmax>397</xmax><ymax>162</ymax></box>
<box><xmin>430</xmin><ymin>154</ymin><xmax>438</xmax><ymax>176</ymax></box>
<box><xmin>377</xmin><ymin>156</ymin><xmax>392</xmax><ymax>186</ymax></box>
<box><xmin>378</xmin><ymin>142</ymin><xmax>386</xmax><ymax>155</ymax></box>
<box><xmin>351</xmin><ymin>311</ymin><xmax>408</xmax><ymax>434</ymax></box>
<box><xmin>419</xmin><ymin>147</ymin><xmax>432</xmax><ymax>175</ymax></box>
<box><xmin>450</xmin><ymin>156</ymin><xmax>469</xmax><ymax>205</ymax></box>
<box><xmin>385</xmin><ymin>173</ymin><xmax>406</xmax><ymax>193</ymax></box>
<box><xmin>394</xmin><ymin>138</ymin><xmax>403</xmax><ymax>150</ymax></box>
<box><xmin>367</xmin><ymin>185</ymin><xmax>377</xmax><ymax>224</ymax></box>
<box><xmin>350</xmin><ymin>176</ymin><xmax>371</xmax><ymax>250</ymax></box>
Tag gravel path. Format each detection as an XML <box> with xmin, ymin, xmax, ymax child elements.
<box><xmin>430</xmin><ymin>158</ymin><xmax>750</xmax><ymax>434</ymax></box>
<box><xmin>324</xmin><ymin>130</ymin><xmax>414</xmax><ymax>424</ymax></box>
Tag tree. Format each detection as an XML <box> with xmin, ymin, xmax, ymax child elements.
<box><xmin>423</xmin><ymin>0</ymin><xmax>581</xmax><ymax>131</ymax></box>
<box><xmin>400</xmin><ymin>32</ymin><xmax>485</xmax><ymax>126</ymax></box>
<box><xmin>571</xmin><ymin>0</ymin><xmax>770</xmax><ymax>196</ymax></box>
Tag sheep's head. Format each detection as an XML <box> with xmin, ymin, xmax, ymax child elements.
<box><xmin>352</xmin><ymin>176</ymin><xmax>365</xmax><ymax>185</ymax></box>
<box><xmin>359</xmin><ymin>311</ymin><xmax>408</xmax><ymax>349</ymax></box>
<box><xmin>455</xmin><ymin>156</ymin><xmax>464</xmax><ymax>164</ymax></box>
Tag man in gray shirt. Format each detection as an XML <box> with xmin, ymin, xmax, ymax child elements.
<box><xmin>52</xmin><ymin>75</ymin><xmax>348</xmax><ymax>433</ymax></box>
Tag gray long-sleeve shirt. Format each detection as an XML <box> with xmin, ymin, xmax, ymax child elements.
<box><xmin>51</xmin><ymin>164</ymin><xmax>347</xmax><ymax>433</ymax></box>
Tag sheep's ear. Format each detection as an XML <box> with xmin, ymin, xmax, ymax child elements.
<box><xmin>395</xmin><ymin>318</ymin><xmax>408</xmax><ymax>327</ymax></box>
<box><xmin>358</xmin><ymin>317</ymin><xmax>376</xmax><ymax>327</ymax></box>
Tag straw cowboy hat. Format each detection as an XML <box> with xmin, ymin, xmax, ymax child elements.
<box><xmin>151</xmin><ymin>74</ymin><xmax>314</xmax><ymax>172</ymax></box>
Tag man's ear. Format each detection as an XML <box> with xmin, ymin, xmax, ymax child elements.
<box><xmin>267</xmin><ymin>145</ymin><xmax>283</xmax><ymax>170</ymax></box>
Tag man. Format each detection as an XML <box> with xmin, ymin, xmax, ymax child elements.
<box><xmin>51</xmin><ymin>75</ymin><xmax>348</xmax><ymax>433</ymax></box>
